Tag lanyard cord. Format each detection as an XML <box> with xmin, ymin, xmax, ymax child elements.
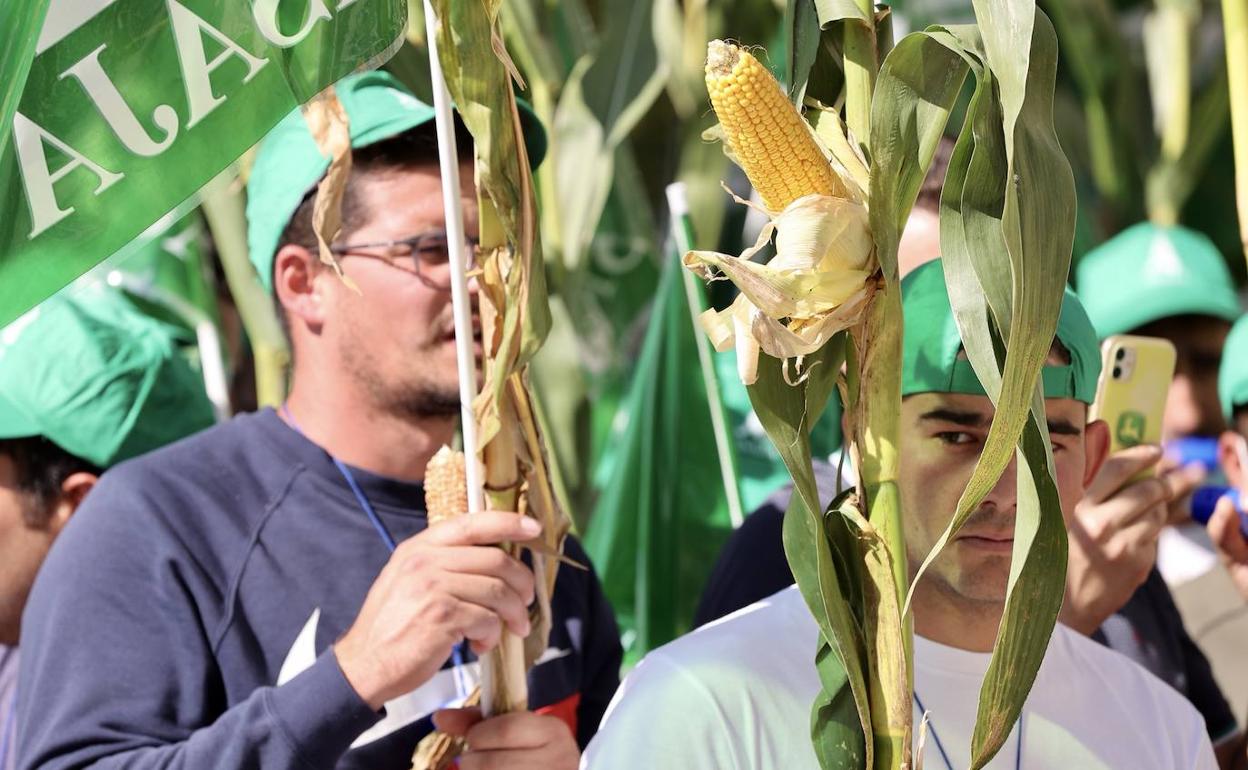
<box><xmin>279</xmin><ymin>405</ymin><xmax>471</xmax><ymax>700</ymax></box>
<box><xmin>914</xmin><ymin>691</ymin><xmax>1023</xmax><ymax>770</ymax></box>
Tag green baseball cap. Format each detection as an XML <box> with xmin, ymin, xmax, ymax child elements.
<box><xmin>246</xmin><ymin>69</ymin><xmax>547</xmax><ymax>293</ymax></box>
<box><xmin>902</xmin><ymin>260</ymin><xmax>1101</xmax><ymax>403</ymax></box>
<box><xmin>1075</xmin><ymin>222</ymin><xmax>1241</xmax><ymax>338</ymax></box>
<box><xmin>0</xmin><ymin>285</ymin><xmax>215</xmax><ymax>468</ymax></box>
<box><xmin>1219</xmin><ymin>315</ymin><xmax>1248</xmax><ymax>419</ymax></box>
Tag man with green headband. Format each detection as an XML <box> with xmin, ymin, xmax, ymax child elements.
<box><xmin>584</xmin><ymin>260</ymin><xmax>1216</xmax><ymax>769</ymax></box>
<box><xmin>18</xmin><ymin>71</ymin><xmax>618</xmax><ymax>770</ymax></box>
<box><xmin>0</xmin><ymin>285</ymin><xmax>215</xmax><ymax>770</ymax></box>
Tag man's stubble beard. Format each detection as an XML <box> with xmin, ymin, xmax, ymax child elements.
<box><xmin>338</xmin><ymin>325</ymin><xmax>462</xmax><ymax>422</ymax></box>
<box><xmin>911</xmin><ymin>506</ymin><xmax>1013</xmax><ymax>620</ymax></box>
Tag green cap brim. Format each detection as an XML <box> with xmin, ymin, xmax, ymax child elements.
<box><xmin>0</xmin><ymin>390</ymin><xmax>40</xmax><ymax>441</ymax></box>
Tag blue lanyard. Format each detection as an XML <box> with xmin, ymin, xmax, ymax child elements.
<box><xmin>280</xmin><ymin>405</ymin><xmax>471</xmax><ymax>700</ymax></box>
<box><xmin>0</xmin><ymin>689</ymin><xmax>16</xmax><ymax>770</ymax></box>
<box><xmin>914</xmin><ymin>691</ymin><xmax>1022</xmax><ymax>770</ymax></box>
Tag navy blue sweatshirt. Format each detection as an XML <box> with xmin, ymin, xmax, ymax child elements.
<box><xmin>17</xmin><ymin>409</ymin><xmax>621</xmax><ymax>769</ymax></box>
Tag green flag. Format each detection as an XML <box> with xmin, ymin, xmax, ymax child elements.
<box><xmin>584</xmin><ymin>250</ymin><xmax>739</xmax><ymax>665</ymax></box>
<box><xmin>0</xmin><ymin>0</ymin><xmax>408</xmax><ymax>325</ymax></box>
<box><xmin>96</xmin><ymin>211</ymin><xmax>221</xmax><ymax>335</ymax></box>
<box><xmin>0</xmin><ymin>0</ymin><xmax>51</xmax><ymax>162</ymax></box>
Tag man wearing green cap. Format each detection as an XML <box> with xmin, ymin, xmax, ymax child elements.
<box><xmin>17</xmin><ymin>71</ymin><xmax>616</xmax><ymax>770</ymax></box>
<box><xmin>583</xmin><ymin>260</ymin><xmax>1216</xmax><ymax>769</ymax></box>
<box><xmin>1077</xmin><ymin>222</ymin><xmax>1242</xmax><ymax>442</ymax></box>
<box><xmin>1211</xmin><ymin>315</ymin><xmax>1248</xmax><ymax>604</ymax></box>
<box><xmin>1204</xmin><ymin>316</ymin><xmax>1248</xmax><ymax>770</ymax></box>
<box><xmin>1074</xmin><ymin>222</ymin><xmax>1245</xmax><ymax>763</ymax></box>
<box><xmin>0</xmin><ymin>284</ymin><xmax>216</xmax><ymax>770</ymax></box>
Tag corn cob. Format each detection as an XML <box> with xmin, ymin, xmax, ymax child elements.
<box><xmin>410</xmin><ymin>687</ymin><xmax>481</xmax><ymax>770</ymax></box>
<box><xmin>705</xmin><ymin>40</ymin><xmax>848</xmax><ymax>211</ymax></box>
<box><xmin>425</xmin><ymin>446</ymin><xmax>468</xmax><ymax>524</ymax></box>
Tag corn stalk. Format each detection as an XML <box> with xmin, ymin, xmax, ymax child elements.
<box><xmin>199</xmin><ymin>171</ymin><xmax>289</xmax><ymax>407</ymax></box>
<box><xmin>1225</xmin><ymin>0</ymin><xmax>1248</xmax><ymax>264</ymax></box>
<box><xmin>429</xmin><ymin>0</ymin><xmax>569</xmax><ymax>717</ymax></box>
<box><xmin>688</xmin><ymin>1</ymin><xmax>1077</xmax><ymax>767</ymax></box>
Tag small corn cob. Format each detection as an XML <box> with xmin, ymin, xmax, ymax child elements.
<box><xmin>426</xmin><ymin>446</ymin><xmax>468</xmax><ymax>524</ymax></box>
<box><xmin>410</xmin><ymin>687</ymin><xmax>481</xmax><ymax>770</ymax></box>
<box><xmin>705</xmin><ymin>40</ymin><xmax>847</xmax><ymax>212</ymax></box>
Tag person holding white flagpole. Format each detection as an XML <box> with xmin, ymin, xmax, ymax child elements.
<box><xmin>16</xmin><ymin>70</ymin><xmax>618</xmax><ymax>770</ymax></box>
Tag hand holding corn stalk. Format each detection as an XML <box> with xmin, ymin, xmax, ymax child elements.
<box><xmin>685</xmin><ymin>0</ymin><xmax>1079</xmax><ymax>766</ymax></box>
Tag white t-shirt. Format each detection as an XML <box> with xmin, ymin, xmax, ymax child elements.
<box><xmin>582</xmin><ymin>586</ymin><xmax>1216</xmax><ymax>769</ymax></box>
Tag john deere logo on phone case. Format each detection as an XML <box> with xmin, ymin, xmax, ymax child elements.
<box><xmin>1117</xmin><ymin>411</ymin><xmax>1147</xmax><ymax>447</ymax></box>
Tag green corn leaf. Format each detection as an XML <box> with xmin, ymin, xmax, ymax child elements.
<box><xmin>550</xmin><ymin>0</ymin><xmax>668</xmax><ymax>272</ymax></box>
<box><xmin>928</xmin><ymin>5</ymin><xmax>1076</xmax><ymax>766</ymax></box>
<box><xmin>868</xmin><ymin>3</ymin><xmax>1075</xmax><ymax>766</ymax></box>
<box><xmin>1040</xmin><ymin>0</ymin><xmax>1144</xmax><ymax>218</ymax></box>
<box><xmin>748</xmin><ymin>341</ymin><xmax>877</xmax><ymax>765</ymax></box>
<box><xmin>786</xmin><ymin>0</ymin><xmax>824</xmax><ymax>102</ymax></box>
<box><xmin>783</xmin><ymin>490</ymin><xmax>868</xmax><ymax>770</ymax></box>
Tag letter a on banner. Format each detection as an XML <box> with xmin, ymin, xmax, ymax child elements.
<box><xmin>12</xmin><ymin>111</ymin><xmax>124</xmax><ymax>238</ymax></box>
<box><xmin>167</xmin><ymin>0</ymin><xmax>269</xmax><ymax>128</ymax></box>
<box><xmin>253</xmin><ymin>0</ymin><xmax>334</xmax><ymax>48</ymax></box>
<box><xmin>61</xmin><ymin>44</ymin><xmax>180</xmax><ymax>157</ymax></box>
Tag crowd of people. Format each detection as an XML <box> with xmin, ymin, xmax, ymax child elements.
<box><xmin>2</xmin><ymin>70</ymin><xmax>1248</xmax><ymax>770</ymax></box>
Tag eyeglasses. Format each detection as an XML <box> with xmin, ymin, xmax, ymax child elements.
<box><xmin>330</xmin><ymin>229</ymin><xmax>480</xmax><ymax>291</ymax></box>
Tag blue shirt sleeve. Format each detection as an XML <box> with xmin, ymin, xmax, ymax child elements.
<box><xmin>16</xmin><ymin>471</ymin><xmax>381</xmax><ymax>770</ymax></box>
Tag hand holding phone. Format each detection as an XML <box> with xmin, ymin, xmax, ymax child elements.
<box><xmin>1089</xmin><ymin>335</ymin><xmax>1177</xmax><ymax>485</ymax></box>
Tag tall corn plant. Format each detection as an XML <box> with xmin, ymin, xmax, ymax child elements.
<box><xmin>1225</xmin><ymin>0</ymin><xmax>1248</xmax><ymax>264</ymax></box>
<box><xmin>1044</xmin><ymin>0</ymin><xmax>1232</xmax><ymax>233</ymax></box>
<box><xmin>684</xmin><ymin>0</ymin><xmax>1077</xmax><ymax>766</ymax></box>
<box><xmin>429</xmin><ymin>0</ymin><xmax>570</xmax><ymax>717</ymax></box>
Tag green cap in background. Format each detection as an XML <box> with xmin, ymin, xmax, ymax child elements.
<box><xmin>0</xmin><ymin>285</ymin><xmax>215</xmax><ymax>468</ymax></box>
<box><xmin>1074</xmin><ymin>222</ymin><xmax>1241</xmax><ymax>338</ymax></box>
<box><xmin>246</xmin><ymin>69</ymin><xmax>547</xmax><ymax>293</ymax></box>
<box><xmin>901</xmin><ymin>260</ymin><xmax>1102</xmax><ymax>404</ymax></box>
<box><xmin>1219</xmin><ymin>315</ymin><xmax>1248</xmax><ymax>419</ymax></box>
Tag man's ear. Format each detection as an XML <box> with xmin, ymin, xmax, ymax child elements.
<box><xmin>1083</xmin><ymin>419</ymin><xmax>1110</xmax><ymax>488</ymax></box>
<box><xmin>1219</xmin><ymin>430</ymin><xmax>1245</xmax><ymax>489</ymax></box>
<box><xmin>273</xmin><ymin>244</ymin><xmax>326</xmax><ymax>333</ymax></box>
<box><xmin>47</xmin><ymin>472</ymin><xmax>98</xmax><ymax>535</ymax></box>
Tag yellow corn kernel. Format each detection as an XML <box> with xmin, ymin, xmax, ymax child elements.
<box><xmin>425</xmin><ymin>446</ymin><xmax>467</xmax><ymax>524</ymax></box>
<box><xmin>705</xmin><ymin>40</ymin><xmax>847</xmax><ymax>212</ymax></box>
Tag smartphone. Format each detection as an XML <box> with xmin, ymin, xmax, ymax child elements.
<box><xmin>1088</xmin><ymin>335</ymin><xmax>1177</xmax><ymax>476</ymax></box>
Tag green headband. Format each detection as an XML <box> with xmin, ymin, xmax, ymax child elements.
<box><xmin>902</xmin><ymin>260</ymin><xmax>1101</xmax><ymax>403</ymax></box>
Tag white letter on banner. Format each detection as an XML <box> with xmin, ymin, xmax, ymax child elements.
<box><xmin>168</xmin><ymin>0</ymin><xmax>269</xmax><ymax>129</ymax></box>
<box><xmin>61</xmin><ymin>45</ymin><xmax>180</xmax><ymax>157</ymax></box>
<box><xmin>253</xmin><ymin>0</ymin><xmax>333</xmax><ymax>48</ymax></box>
<box><xmin>12</xmin><ymin>112</ymin><xmax>124</xmax><ymax>239</ymax></box>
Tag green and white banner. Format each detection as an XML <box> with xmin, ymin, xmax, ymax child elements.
<box><xmin>0</xmin><ymin>0</ymin><xmax>408</xmax><ymax>326</ymax></box>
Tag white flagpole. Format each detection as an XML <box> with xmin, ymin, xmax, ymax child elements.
<box><xmin>422</xmin><ymin>0</ymin><xmax>494</xmax><ymax>713</ymax></box>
